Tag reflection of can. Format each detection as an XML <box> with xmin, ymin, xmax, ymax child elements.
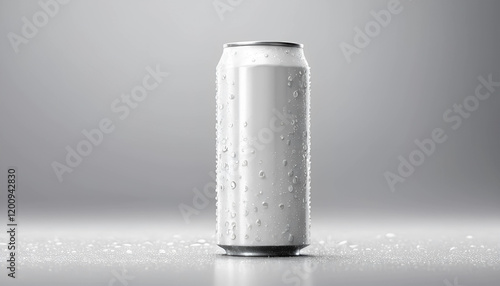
<box><xmin>215</xmin><ymin>41</ymin><xmax>311</xmax><ymax>256</ymax></box>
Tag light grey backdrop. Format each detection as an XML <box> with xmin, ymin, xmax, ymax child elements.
<box><xmin>1</xmin><ymin>0</ymin><xmax>499</xmax><ymax>227</ymax></box>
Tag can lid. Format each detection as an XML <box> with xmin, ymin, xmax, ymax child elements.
<box><xmin>223</xmin><ymin>41</ymin><xmax>303</xmax><ymax>48</ymax></box>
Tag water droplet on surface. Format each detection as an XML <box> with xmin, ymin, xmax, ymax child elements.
<box><xmin>243</xmin><ymin>122</ymin><xmax>247</xmax><ymax>127</ymax></box>
<box><xmin>230</xmin><ymin>94</ymin><xmax>235</xmax><ymax>100</ymax></box>
<box><xmin>283</xmin><ymin>160</ymin><xmax>287</xmax><ymax>166</ymax></box>
<box><xmin>262</xmin><ymin>202</ymin><xmax>268</xmax><ymax>209</ymax></box>
<box><xmin>251</xmin><ymin>58</ymin><xmax>255</xmax><ymax>62</ymax></box>
<box><xmin>242</xmin><ymin>160</ymin><xmax>248</xmax><ymax>166</ymax></box>
<box><xmin>286</xmin><ymin>140</ymin><xmax>291</xmax><ymax>146</ymax></box>
<box><xmin>222</xmin><ymin>74</ymin><xmax>226</xmax><ymax>80</ymax></box>
<box><xmin>280</xmin><ymin>135</ymin><xmax>284</xmax><ymax>140</ymax></box>
<box><xmin>288</xmin><ymin>234</ymin><xmax>294</xmax><ymax>242</ymax></box>
<box><xmin>256</xmin><ymin>219</ymin><xmax>261</xmax><ymax>226</ymax></box>
<box><xmin>264</xmin><ymin>54</ymin><xmax>268</xmax><ymax>58</ymax></box>
<box><xmin>259</xmin><ymin>170</ymin><xmax>265</xmax><ymax>178</ymax></box>
<box><xmin>292</xmin><ymin>176</ymin><xmax>298</xmax><ymax>184</ymax></box>
<box><xmin>288</xmin><ymin>170</ymin><xmax>294</xmax><ymax>177</ymax></box>
<box><xmin>222</xmin><ymin>146</ymin><xmax>228</xmax><ymax>152</ymax></box>
<box><xmin>288</xmin><ymin>185</ymin><xmax>294</xmax><ymax>192</ymax></box>
<box><xmin>231</xmin><ymin>234</ymin><xmax>236</xmax><ymax>240</ymax></box>
<box><xmin>288</xmin><ymin>75</ymin><xmax>293</xmax><ymax>81</ymax></box>
<box><xmin>245</xmin><ymin>186</ymin><xmax>249</xmax><ymax>192</ymax></box>
<box><xmin>293</xmin><ymin>90</ymin><xmax>299</xmax><ymax>98</ymax></box>
<box><xmin>279</xmin><ymin>203</ymin><xmax>284</xmax><ymax>209</ymax></box>
<box><xmin>231</xmin><ymin>181</ymin><xmax>236</xmax><ymax>189</ymax></box>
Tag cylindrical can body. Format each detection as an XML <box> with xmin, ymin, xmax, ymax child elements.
<box><xmin>215</xmin><ymin>41</ymin><xmax>311</xmax><ymax>256</ymax></box>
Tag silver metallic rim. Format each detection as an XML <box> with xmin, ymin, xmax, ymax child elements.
<box><xmin>219</xmin><ymin>245</ymin><xmax>308</xmax><ymax>257</ymax></box>
<box><xmin>223</xmin><ymin>41</ymin><xmax>303</xmax><ymax>48</ymax></box>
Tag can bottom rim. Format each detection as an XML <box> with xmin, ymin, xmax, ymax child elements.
<box><xmin>218</xmin><ymin>244</ymin><xmax>309</xmax><ymax>257</ymax></box>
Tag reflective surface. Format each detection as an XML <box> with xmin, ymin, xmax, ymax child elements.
<box><xmin>1</xmin><ymin>218</ymin><xmax>499</xmax><ymax>285</ymax></box>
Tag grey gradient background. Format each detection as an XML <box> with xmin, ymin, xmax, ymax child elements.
<box><xmin>0</xmin><ymin>1</ymin><xmax>500</xmax><ymax>285</ymax></box>
<box><xmin>1</xmin><ymin>0</ymin><xmax>499</xmax><ymax>225</ymax></box>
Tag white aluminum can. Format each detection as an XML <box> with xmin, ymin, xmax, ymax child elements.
<box><xmin>215</xmin><ymin>41</ymin><xmax>311</xmax><ymax>256</ymax></box>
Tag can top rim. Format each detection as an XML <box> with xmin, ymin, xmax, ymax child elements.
<box><xmin>223</xmin><ymin>41</ymin><xmax>303</xmax><ymax>48</ymax></box>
